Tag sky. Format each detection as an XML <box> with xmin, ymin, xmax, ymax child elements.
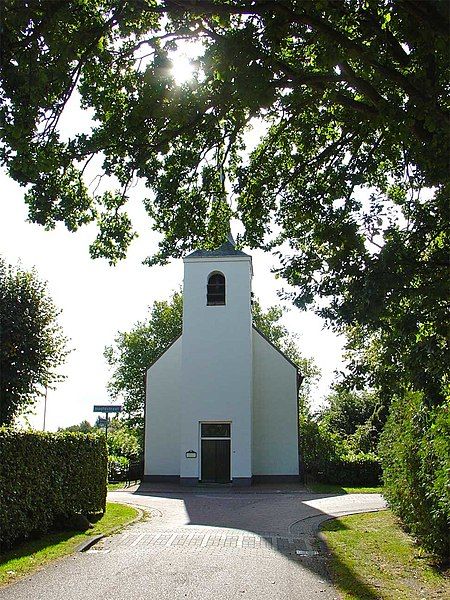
<box><xmin>0</xmin><ymin>46</ymin><xmax>345</xmax><ymax>432</ymax></box>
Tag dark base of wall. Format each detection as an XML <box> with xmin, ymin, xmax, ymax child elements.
<box><xmin>233</xmin><ymin>477</ymin><xmax>252</xmax><ymax>486</ymax></box>
<box><xmin>252</xmin><ymin>475</ymin><xmax>300</xmax><ymax>483</ymax></box>
<box><xmin>143</xmin><ymin>475</ymin><xmax>180</xmax><ymax>483</ymax></box>
<box><xmin>180</xmin><ymin>477</ymin><xmax>198</xmax><ymax>486</ymax></box>
<box><xmin>143</xmin><ymin>475</ymin><xmax>300</xmax><ymax>485</ymax></box>
<box><xmin>184</xmin><ymin>478</ymin><xmax>255</xmax><ymax>486</ymax></box>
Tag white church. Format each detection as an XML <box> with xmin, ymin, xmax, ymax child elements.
<box><xmin>143</xmin><ymin>236</ymin><xmax>301</xmax><ymax>486</ymax></box>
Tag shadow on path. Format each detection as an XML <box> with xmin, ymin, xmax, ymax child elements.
<box><xmin>111</xmin><ymin>482</ymin><xmax>386</xmax><ymax>598</ymax></box>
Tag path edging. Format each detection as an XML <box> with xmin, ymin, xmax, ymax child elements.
<box><xmin>77</xmin><ymin>506</ymin><xmax>146</xmax><ymax>552</ymax></box>
<box><xmin>77</xmin><ymin>534</ymin><xmax>104</xmax><ymax>553</ymax></box>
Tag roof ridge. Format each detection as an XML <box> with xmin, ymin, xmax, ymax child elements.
<box><xmin>185</xmin><ymin>239</ymin><xmax>250</xmax><ymax>259</ymax></box>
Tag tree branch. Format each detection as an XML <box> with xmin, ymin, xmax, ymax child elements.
<box><xmin>338</xmin><ymin>61</ymin><xmax>385</xmax><ymax>108</ymax></box>
<box><xmin>142</xmin><ymin>1</ymin><xmax>437</xmax><ymax>109</ymax></box>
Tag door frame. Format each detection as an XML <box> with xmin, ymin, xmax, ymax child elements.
<box><xmin>199</xmin><ymin>421</ymin><xmax>232</xmax><ymax>483</ymax></box>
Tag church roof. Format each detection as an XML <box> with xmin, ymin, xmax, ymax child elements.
<box><xmin>185</xmin><ymin>238</ymin><xmax>250</xmax><ymax>259</ymax></box>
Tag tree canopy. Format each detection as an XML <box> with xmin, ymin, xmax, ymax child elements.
<box><xmin>57</xmin><ymin>419</ymin><xmax>96</xmax><ymax>433</ymax></box>
<box><xmin>320</xmin><ymin>388</ymin><xmax>379</xmax><ymax>437</ymax></box>
<box><xmin>104</xmin><ymin>291</ymin><xmax>318</xmax><ymax>427</ymax></box>
<box><xmin>2</xmin><ymin>1</ymin><xmax>449</xmax><ymax>402</ymax></box>
<box><xmin>0</xmin><ymin>258</ymin><xmax>69</xmax><ymax>425</ymax></box>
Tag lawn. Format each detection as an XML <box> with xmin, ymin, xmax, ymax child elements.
<box><xmin>107</xmin><ymin>480</ymin><xmax>141</xmax><ymax>491</ymax></box>
<box><xmin>0</xmin><ymin>502</ymin><xmax>139</xmax><ymax>587</ymax></box>
<box><xmin>321</xmin><ymin>510</ymin><xmax>449</xmax><ymax>600</ymax></box>
<box><xmin>107</xmin><ymin>482</ymin><xmax>127</xmax><ymax>491</ymax></box>
<box><xmin>307</xmin><ymin>482</ymin><xmax>383</xmax><ymax>494</ymax></box>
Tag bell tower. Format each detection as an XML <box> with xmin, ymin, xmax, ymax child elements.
<box><xmin>179</xmin><ymin>237</ymin><xmax>253</xmax><ymax>485</ymax></box>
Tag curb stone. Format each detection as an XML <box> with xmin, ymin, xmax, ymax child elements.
<box><xmin>77</xmin><ymin>506</ymin><xmax>145</xmax><ymax>552</ymax></box>
<box><xmin>77</xmin><ymin>535</ymin><xmax>104</xmax><ymax>553</ymax></box>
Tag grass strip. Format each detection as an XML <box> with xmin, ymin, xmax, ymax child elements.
<box><xmin>307</xmin><ymin>483</ymin><xmax>383</xmax><ymax>494</ymax></box>
<box><xmin>107</xmin><ymin>482</ymin><xmax>127</xmax><ymax>491</ymax></box>
<box><xmin>0</xmin><ymin>502</ymin><xmax>139</xmax><ymax>587</ymax></box>
<box><xmin>107</xmin><ymin>480</ymin><xmax>141</xmax><ymax>491</ymax></box>
<box><xmin>321</xmin><ymin>510</ymin><xmax>449</xmax><ymax>599</ymax></box>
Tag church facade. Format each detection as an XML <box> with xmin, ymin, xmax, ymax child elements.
<box><xmin>143</xmin><ymin>238</ymin><xmax>301</xmax><ymax>485</ymax></box>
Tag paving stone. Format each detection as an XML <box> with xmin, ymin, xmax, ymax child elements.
<box><xmin>99</xmin><ymin>527</ymin><xmax>320</xmax><ymax>559</ymax></box>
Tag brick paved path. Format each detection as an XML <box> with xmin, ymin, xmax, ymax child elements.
<box><xmin>0</xmin><ymin>487</ymin><xmax>385</xmax><ymax>600</ymax></box>
<box><xmin>93</xmin><ymin>526</ymin><xmax>318</xmax><ymax>556</ymax></box>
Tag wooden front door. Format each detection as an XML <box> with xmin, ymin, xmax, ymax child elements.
<box><xmin>200</xmin><ymin>423</ymin><xmax>231</xmax><ymax>483</ymax></box>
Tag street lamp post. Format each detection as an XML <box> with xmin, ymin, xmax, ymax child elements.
<box><xmin>105</xmin><ymin>411</ymin><xmax>109</xmax><ymax>443</ymax></box>
<box><xmin>43</xmin><ymin>386</ymin><xmax>48</xmax><ymax>431</ymax></box>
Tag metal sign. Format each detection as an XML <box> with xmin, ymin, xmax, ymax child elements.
<box><xmin>93</xmin><ymin>405</ymin><xmax>122</xmax><ymax>413</ymax></box>
<box><xmin>96</xmin><ymin>417</ymin><xmax>108</xmax><ymax>427</ymax></box>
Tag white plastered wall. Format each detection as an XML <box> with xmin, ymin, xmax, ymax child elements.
<box><xmin>144</xmin><ymin>336</ymin><xmax>182</xmax><ymax>476</ymax></box>
<box><xmin>180</xmin><ymin>256</ymin><xmax>253</xmax><ymax>480</ymax></box>
<box><xmin>252</xmin><ymin>329</ymin><xmax>299</xmax><ymax>475</ymax></box>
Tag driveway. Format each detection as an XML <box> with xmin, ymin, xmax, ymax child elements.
<box><xmin>0</xmin><ymin>484</ymin><xmax>386</xmax><ymax>600</ymax></box>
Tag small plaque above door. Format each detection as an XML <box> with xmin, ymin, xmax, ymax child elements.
<box><xmin>185</xmin><ymin>450</ymin><xmax>197</xmax><ymax>458</ymax></box>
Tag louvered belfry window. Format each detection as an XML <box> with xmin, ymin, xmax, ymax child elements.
<box><xmin>207</xmin><ymin>272</ymin><xmax>225</xmax><ymax>305</ymax></box>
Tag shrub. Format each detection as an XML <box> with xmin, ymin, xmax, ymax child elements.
<box><xmin>106</xmin><ymin>420</ymin><xmax>141</xmax><ymax>460</ymax></box>
<box><xmin>0</xmin><ymin>428</ymin><xmax>107</xmax><ymax>550</ymax></box>
<box><xmin>108</xmin><ymin>454</ymin><xmax>130</xmax><ymax>481</ymax></box>
<box><xmin>300</xmin><ymin>416</ymin><xmax>381</xmax><ymax>485</ymax></box>
<box><xmin>321</xmin><ymin>452</ymin><xmax>382</xmax><ymax>486</ymax></box>
<box><xmin>379</xmin><ymin>392</ymin><xmax>449</xmax><ymax>561</ymax></box>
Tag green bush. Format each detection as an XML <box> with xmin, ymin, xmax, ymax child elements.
<box><xmin>106</xmin><ymin>419</ymin><xmax>141</xmax><ymax>460</ymax></box>
<box><xmin>319</xmin><ymin>452</ymin><xmax>382</xmax><ymax>485</ymax></box>
<box><xmin>0</xmin><ymin>428</ymin><xmax>107</xmax><ymax>550</ymax></box>
<box><xmin>379</xmin><ymin>392</ymin><xmax>449</xmax><ymax>561</ymax></box>
<box><xmin>300</xmin><ymin>416</ymin><xmax>381</xmax><ymax>485</ymax></box>
<box><xmin>108</xmin><ymin>454</ymin><xmax>130</xmax><ymax>481</ymax></box>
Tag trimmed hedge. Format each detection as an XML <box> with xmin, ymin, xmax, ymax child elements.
<box><xmin>379</xmin><ymin>392</ymin><xmax>449</xmax><ymax>561</ymax></box>
<box><xmin>300</xmin><ymin>417</ymin><xmax>381</xmax><ymax>485</ymax></box>
<box><xmin>311</xmin><ymin>454</ymin><xmax>382</xmax><ymax>486</ymax></box>
<box><xmin>0</xmin><ymin>429</ymin><xmax>107</xmax><ymax>550</ymax></box>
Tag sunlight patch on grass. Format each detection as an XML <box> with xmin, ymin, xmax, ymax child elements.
<box><xmin>321</xmin><ymin>511</ymin><xmax>449</xmax><ymax>599</ymax></box>
<box><xmin>0</xmin><ymin>502</ymin><xmax>139</xmax><ymax>587</ymax></box>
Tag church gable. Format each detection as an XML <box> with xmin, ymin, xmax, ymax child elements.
<box><xmin>252</xmin><ymin>328</ymin><xmax>299</xmax><ymax>477</ymax></box>
<box><xmin>146</xmin><ymin>325</ymin><xmax>300</xmax><ymax>377</ymax></box>
<box><xmin>252</xmin><ymin>326</ymin><xmax>299</xmax><ymax>372</ymax></box>
<box><xmin>145</xmin><ymin>335</ymin><xmax>182</xmax><ymax>477</ymax></box>
<box><xmin>146</xmin><ymin>334</ymin><xmax>182</xmax><ymax>374</ymax></box>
